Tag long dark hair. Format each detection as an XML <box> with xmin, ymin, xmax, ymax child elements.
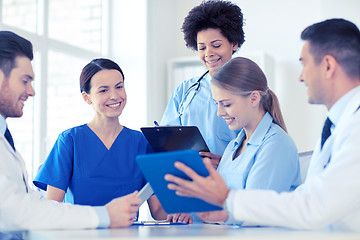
<box><xmin>212</xmin><ymin>57</ymin><xmax>287</xmax><ymax>132</ymax></box>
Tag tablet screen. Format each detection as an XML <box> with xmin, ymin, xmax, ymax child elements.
<box><xmin>136</xmin><ymin>150</ymin><xmax>222</xmax><ymax>214</ymax></box>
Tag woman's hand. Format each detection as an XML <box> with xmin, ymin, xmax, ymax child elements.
<box><xmin>199</xmin><ymin>151</ymin><xmax>222</xmax><ymax>169</ymax></box>
<box><xmin>166</xmin><ymin>213</ymin><xmax>193</xmax><ymax>223</ymax></box>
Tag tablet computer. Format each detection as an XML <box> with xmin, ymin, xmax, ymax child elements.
<box><xmin>140</xmin><ymin>126</ymin><xmax>209</xmax><ymax>153</ymax></box>
<box><xmin>136</xmin><ymin>150</ymin><xmax>222</xmax><ymax>214</ymax></box>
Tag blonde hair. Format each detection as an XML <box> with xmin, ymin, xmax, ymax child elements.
<box><xmin>212</xmin><ymin>57</ymin><xmax>287</xmax><ymax>132</ymax></box>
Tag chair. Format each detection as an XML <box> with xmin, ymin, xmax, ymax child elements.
<box><xmin>299</xmin><ymin>151</ymin><xmax>313</xmax><ymax>183</ymax></box>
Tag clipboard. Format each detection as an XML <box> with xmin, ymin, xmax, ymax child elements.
<box><xmin>136</xmin><ymin>150</ymin><xmax>222</xmax><ymax>214</ymax></box>
<box><xmin>140</xmin><ymin>126</ymin><xmax>210</xmax><ymax>153</ymax></box>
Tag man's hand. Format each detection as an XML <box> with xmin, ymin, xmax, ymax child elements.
<box><xmin>197</xmin><ymin>210</ymin><xmax>229</xmax><ymax>224</ymax></box>
<box><xmin>105</xmin><ymin>191</ymin><xmax>141</xmax><ymax>228</ymax></box>
<box><xmin>165</xmin><ymin>157</ymin><xmax>230</xmax><ymax>207</ymax></box>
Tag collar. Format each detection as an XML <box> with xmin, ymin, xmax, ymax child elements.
<box><xmin>328</xmin><ymin>85</ymin><xmax>360</xmax><ymax>130</ymax></box>
<box><xmin>231</xmin><ymin>112</ymin><xmax>273</xmax><ymax>151</ymax></box>
<box><xmin>203</xmin><ymin>71</ymin><xmax>212</xmax><ymax>83</ymax></box>
<box><xmin>0</xmin><ymin>114</ymin><xmax>6</xmax><ymax>136</ymax></box>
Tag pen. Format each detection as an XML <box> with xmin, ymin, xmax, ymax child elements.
<box><xmin>154</xmin><ymin>121</ymin><xmax>159</xmax><ymax>126</ymax></box>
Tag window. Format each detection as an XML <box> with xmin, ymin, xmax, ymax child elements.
<box><xmin>2</xmin><ymin>0</ymin><xmax>37</xmax><ymax>33</ymax></box>
<box><xmin>1</xmin><ymin>0</ymin><xmax>106</xmax><ymax>181</ymax></box>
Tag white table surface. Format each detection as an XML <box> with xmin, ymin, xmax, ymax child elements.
<box><xmin>25</xmin><ymin>223</ymin><xmax>360</xmax><ymax>240</ymax></box>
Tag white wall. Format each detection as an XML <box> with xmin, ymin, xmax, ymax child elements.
<box><xmin>146</xmin><ymin>0</ymin><xmax>360</xmax><ymax>152</ymax></box>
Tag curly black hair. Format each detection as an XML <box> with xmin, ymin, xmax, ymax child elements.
<box><xmin>182</xmin><ymin>0</ymin><xmax>245</xmax><ymax>52</ymax></box>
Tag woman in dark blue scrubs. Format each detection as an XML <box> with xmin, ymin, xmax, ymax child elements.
<box><xmin>34</xmin><ymin>58</ymin><xmax>167</xmax><ymax>220</ymax></box>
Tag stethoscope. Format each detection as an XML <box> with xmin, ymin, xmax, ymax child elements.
<box><xmin>177</xmin><ymin>70</ymin><xmax>209</xmax><ymax>118</ymax></box>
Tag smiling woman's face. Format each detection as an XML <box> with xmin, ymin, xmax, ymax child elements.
<box><xmin>197</xmin><ymin>28</ymin><xmax>238</xmax><ymax>76</ymax></box>
<box><xmin>211</xmin><ymin>83</ymin><xmax>256</xmax><ymax>131</ymax></box>
<box><xmin>82</xmin><ymin>69</ymin><xmax>127</xmax><ymax>119</ymax></box>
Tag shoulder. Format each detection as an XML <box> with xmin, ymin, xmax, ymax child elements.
<box><xmin>122</xmin><ymin>127</ymin><xmax>147</xmax><ymax>141</ymax></box>
<box><xmin>59</xmin><ymin>124</ymin><xmax>87</xmax><ymax>136</ymax></box>
<box><xmin>334</xmin><ymin>106</ymin><xmax>360</xmax><ymax>142</ymax></box>
<box><xmin>336</xmin><ymin>89</ymin><xmax>360</xmax><ymax>132</ymax></box>
<box><xmin>264</xmin><ymin>123</ymin><xmax>297</xmax><ymax>150</ymax></box>
<box><xmin>58</xmin><ymin>124</ymin><xmax>88</xmax><ymax>142</ymax></box>
<box><xmin>255</xmin><ymin>123</ymin><xmax>299</xmax><ymax>166</ymax></box>
<box><xmin>121</xmin><ymin>127</ymin><xmax>151</xmax><ymax>152</ymax></box>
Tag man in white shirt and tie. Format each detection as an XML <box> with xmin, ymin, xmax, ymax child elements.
<box><xmin>165</xmin><ymin>18</ymin><xmax>360</xmax><ymax>231</ymax></box>
<box><xmin>0</xmin><ymin>31</ymin><xmax>141</xmax><ymax>230</ymax></box>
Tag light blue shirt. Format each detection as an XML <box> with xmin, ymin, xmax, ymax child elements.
<box><xmin>94</xmin><ymin>207</ymin><xmax>110</xmax><ymax>228</ymax></box>
<box><xmin>0</xmin><ymin>114</ymin><xmax>7</xmax><ymax>136</ymax></box>
<box><xmin>160</xmin><ymin>72</ymin><xmax>237</xmax><ymax>155</ymax></box>
<box><xmin>218</xmin><ymin>112</ymin><xmax>301</xmax><ymax>192</ymax></box>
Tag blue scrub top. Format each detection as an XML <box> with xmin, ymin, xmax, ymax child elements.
<box><xmin>34</xmin><ymin>125</ymin><xmax>153</xmax><ymax>206</ymax></box>
<box><xmin>218</xmin><ymin>112</ymin><xmax>301</xmax><ymax>192</ymax></box>
<box><xmin>160</xmin><ymin>72</ymin><xmax>237</xmax><ymax>156</ymax></box>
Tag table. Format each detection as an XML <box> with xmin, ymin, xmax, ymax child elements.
<box><xmin>25</xmin><ymin>224</ymin><xmax>360</xmax><ymax>240</ymax></box>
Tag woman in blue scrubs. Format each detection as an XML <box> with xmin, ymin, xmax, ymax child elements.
<box><xmin>34</xmin><ymin>58</ymin><xmax>167</xmax><ymax>220</ymax></box>
<box><xmin>160</xmin><ymin>0</ymin><xmax>244</xmax><ymax>159</ymax></box>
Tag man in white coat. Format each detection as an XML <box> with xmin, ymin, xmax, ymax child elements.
<box><xmin>0</xmin><ymin>31</ymin><xmax>141</xmax><ymax>230</ymax></box>
<box><xmin>165</xmin><ymin>18</ymin><xmax>360</xmax><ymax>231</ymax></box>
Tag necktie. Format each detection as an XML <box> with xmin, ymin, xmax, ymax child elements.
<box><xmin>4</xmin><ymin>127</ymin><xmax>15</xmax><ymax>151</ymax></box>
<box><xmin>321</xmin><ymin>117</ymin><xmax>332</xmax><ymax>150</ymax></box>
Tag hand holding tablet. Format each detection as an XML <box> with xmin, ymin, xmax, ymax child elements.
<box><xmin>136</xmin><ymin>150</ymin><xmax>222</xmax><ymax>214</ymax></box>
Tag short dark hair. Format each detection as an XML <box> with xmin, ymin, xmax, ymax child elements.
<box><xmin>301</xmin><ymin>18</ymin><xmax>360</xmax><ymax>78</ymax></box>
<box><xmin>0</xmin><ymin>31</ymin><xmax>33</xmax><ymax>77</ymax></box>
<box><xmin>182</xmin><ymin>0</ymin><xmax>245</xmax><ymax>52</ymax></box>
<box><xmin>80</xmin><ymin>58</ymin><xmax>125</xmax><ymax>93</ymax></box>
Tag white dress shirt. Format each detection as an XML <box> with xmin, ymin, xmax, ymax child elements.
<box><xmin>0</xmin><ymin>115</ymin><xmax>108</xmax><ymax>230</ymax></box>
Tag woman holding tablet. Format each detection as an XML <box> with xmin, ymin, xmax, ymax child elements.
<box><xmin>170</xmin><ymin>57</ymin><xmax>301</xmax><ymax>223</ymax></box>
<box><xmin>211</xmin><ymin>57</ymin><xmax>301</xmax><ymax>193</ymax></box>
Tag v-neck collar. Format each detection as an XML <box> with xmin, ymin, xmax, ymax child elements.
<box><xmin>84</xmin><ymin>124</ymin><xmax>125</xmax><ymax>150</ymax></box>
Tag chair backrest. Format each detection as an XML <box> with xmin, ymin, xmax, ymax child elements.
<box><xmin>299</xmin><ymin>151</ymin><xmax>313</xmax><ymax>183</ymax></box>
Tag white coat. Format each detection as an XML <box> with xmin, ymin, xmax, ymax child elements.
<box><xmin>225</xmin><ymin>87</ymin><xmax>360</xmax><ymax>231</ymax></box>
<box><xmin>0</xmin><ymin>134</ymin><xmax>100</xmax><ymax>230</ymax></box>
